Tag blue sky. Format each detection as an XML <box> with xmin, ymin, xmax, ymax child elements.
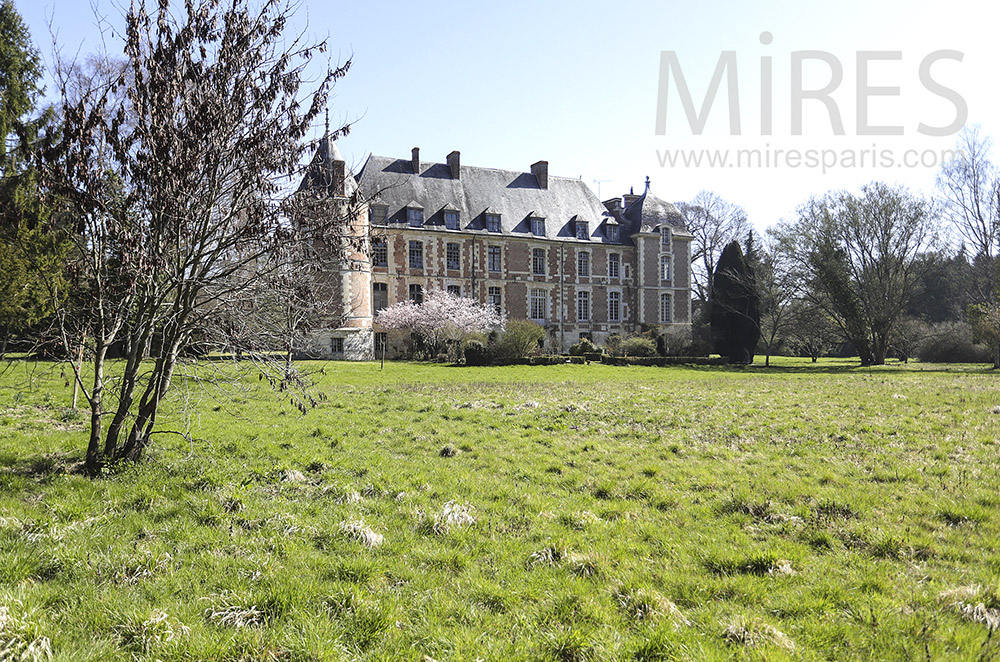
<box><xmin>17</xmin><ymin>0</ymin><xmax>999</xmax><ymax>231</ymax></box>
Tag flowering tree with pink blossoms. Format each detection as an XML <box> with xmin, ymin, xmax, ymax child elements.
<box><xmin>375</xmin><ymin>290</ymin><xmax>504</xmax><ymax>360</ymax></box>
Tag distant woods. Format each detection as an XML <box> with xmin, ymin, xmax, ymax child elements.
<box><xmin>685</xmin><ymin>126</ymin><xmax>1000</xmax><ymax>367</ymax></box>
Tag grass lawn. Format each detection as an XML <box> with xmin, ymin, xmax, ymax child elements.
<box><xmin>1</xmin><ymin>357</ymin><xmax>999</xmax><ymax>660</ymax></box>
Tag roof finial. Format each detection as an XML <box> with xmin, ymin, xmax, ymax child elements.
<box><xmin>644</xmin><ymin>175</ymin><xmax>650</xmax><ymax>192</ymax></box>
<box><xmin>324</xmin><ymin>107</ymin><xmax>330</xmax><ymax>136</ymax></box>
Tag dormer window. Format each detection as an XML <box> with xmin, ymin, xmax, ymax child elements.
<box><xmin>575</xmin><ymin>219</ymin><xmax>589</xmax><ymax>240</ymax></box>
<box><xmin>485</xmin><ymin>213</ymin><xmax>501</xmax><ymax>233</ymax></box>
<box><xmin>370</xmin><ymin>204</ymin><xmax>388</xmax><ymax>226</ymax></box>
<box><xmin>530</xmin><ymin>217</ymin><xmax>545</xmax><ymax>236</ymax></box>
<box><xmin>407</xmin><ymin>206</ymin><xmax>424</xmax><ymax>227</ymax></box>
<box><xmin>660</xmin><ymin>226</ymin><xmax>672</xmax><ymax>251</ymax></box>
<box><xmin>444</xmin><ymin>210</ymin><xmax>460</xmax><ymax>230</ymax></box>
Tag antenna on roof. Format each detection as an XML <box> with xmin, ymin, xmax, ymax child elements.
<box><xmin>593</xmin><ymin>178</ymin><xmax>611</xmax><ymax>198</ymax></box>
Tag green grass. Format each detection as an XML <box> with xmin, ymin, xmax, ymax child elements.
<box><xmin>1</xmin><ymin>356</ymin><xmax>1000</xmax><ymax>660</ymax></box>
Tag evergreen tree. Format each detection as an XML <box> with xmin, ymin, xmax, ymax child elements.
<box><xmin>0</xmin><ymin>0</ymin><xmax>67</xmax><ymax>355</ymax></box>
<box><xmin>709</xmin><ymin>240</ymin><xmax>760</xmax><ymax>363</ymax></box>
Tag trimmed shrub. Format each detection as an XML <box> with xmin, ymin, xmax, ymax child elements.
<box><xmin>463</xmin><ymin>339</ymin><xmax>491</xmax><ymax>366</ymax></box>
<box><xmin>621</xmin><ymin>336</ymin><xmax>657</xmax><ymax>357</ymax></box>
<box><xmin>569</xmin><ymin>337</ymin><xmax>599</xmax><ymax>356</ymax></box>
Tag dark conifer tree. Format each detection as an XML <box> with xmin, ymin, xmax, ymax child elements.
<box><xmin>710</xmin><ymin>240</ymin><xmax>760</xmax><ymax>363</ymax></box>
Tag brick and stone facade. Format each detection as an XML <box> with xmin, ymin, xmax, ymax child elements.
<box><xmin>301</xmin><ymin>143</ymin><xmax>693</xmax><ymax>359</ymax></box>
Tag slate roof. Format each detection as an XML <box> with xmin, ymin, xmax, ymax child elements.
<box><xmin>298</xmin><ymin>133</ymin><xmax>358</xmax><ymax>197</ymax></box>
<box><xmin>354</xmin><ymin>155</ymin><xmax>626</xmax><ymax>244</ymax></box>
<box><xmin>622</xmin><ymin>183</ymin><xmax>690</xmax><ymax>234</ymax></box>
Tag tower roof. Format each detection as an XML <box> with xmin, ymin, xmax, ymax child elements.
<box><xmin>298</xmin><ymin>132</ymin><xmax>357</xmax><ymax>197</ymax></box>
<box><xmin>622</xmin><ymin>178</ymin><xmax>688</xmax><ymax>233</ymax></box>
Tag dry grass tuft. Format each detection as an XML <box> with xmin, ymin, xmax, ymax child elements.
<box><xmin>280</xmin><ymin>469</ymin><xmax>308</xmax><ymax>483</ymax></box>
<box><xmin>612</xmin><ymin>585</ymin><xmax>690</xmax><ymax>627</ymax></box>
<box><xmin>340</xmin><ymin>518</ymin><xmax>384</xmax><ymax>548</ymax></box>
<box><xmin>431</xmin><ymin>501</ymin><xmax>475</xmax><ymax>534</ymax></box>
<box><xmin>0</xmin><ymin>603</ymin><xmax>52</xmax><ymax>661</ymax></box>
<box><xmin>938</xmin><ymin>585</ymin><xmax>1000</xmax><ymax>630</ymax></box>
<box><xmin>527</xmin><ymin>544</ymin><xmax>565</xmax><ymax>568</ymax></box>
<box><xmin>722</xmin><ymin>615</ymin><xmax>795</xmax><ymax>651</ymax></box>
<box><xmin>203</xmin><ymin>594</ymin><xmax>266</xmax><ymax>629</ymax></box>
<box><xmin>115</xmin><ymin>609</ymin><xmax>189</xmax><ymax>653</ymax></box>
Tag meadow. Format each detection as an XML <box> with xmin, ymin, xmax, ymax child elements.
<box><xmin>1</xmin><ymin>357</ymin><xmax>999</xmax><ymax>661</ymax></box>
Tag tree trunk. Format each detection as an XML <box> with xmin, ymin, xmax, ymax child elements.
<box><xmin>84</xmin><ymin>343</ymin><xmax>109</xmax><ymax>474</ymax></box>
<box><xmin>104</xmin><ymin>318</ymin><xmax>155</xmax><ymax>456</ymax></box>
<box><xmin>117</xmin><ymin>338</ymin><xmax>182</xmax><ymax>463</ymax></box>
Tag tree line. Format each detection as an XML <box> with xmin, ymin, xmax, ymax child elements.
<box><xmin>685</xmin><ymin>129</ymin><xmax>1000</xmax><ymax>368</ymax></box>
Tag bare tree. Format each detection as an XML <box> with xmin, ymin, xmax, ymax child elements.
<box><xmin>938</xmin><ymin>126</ymin><xmax>1000</xmax><ymax>259</ymax></box>
<box><xmin>676</xmin><ymin>191</ymin><xmax>751</xmax><ymax>305</ymax></box>
<box><xmin>784</xmin><ymin>301</ymin><xmax>841</xmax><ymax>362</ymax></box>
<box><xmin>937</xmin><ymin>125</ymin><xmax>1000</xmax><ymax>302</ymax></box>
<box><xmin>752</xmin><ymin>234</ymin><xmax>800</xmax><ymax>366</ymax></box>
<box><xmin>39</xmin><ymin>0</ymin><xmax>355</xmax><ymax>473</ymax></box>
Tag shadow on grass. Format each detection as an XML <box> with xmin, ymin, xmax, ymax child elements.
<box><xmin>734</xmin><ymin>361</ymin><xmax>1000</xmax><ymax>375</ymax></box>
<box><xmin>0</xmin><ymin>450</ymin><xmax>87</xmax><ymax>479</ymax></box>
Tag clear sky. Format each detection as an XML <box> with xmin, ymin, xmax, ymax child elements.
<box><xmin>17</xmin><ymin>0</ymin><xmax>1000</xmax><ymax>232</ymax></box>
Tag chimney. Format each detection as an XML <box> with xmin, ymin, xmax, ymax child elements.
<box><xmin>447</xmin><ymin>150</ymin><xmax>461</xmax><ymax>179</ymax></box>
<box><xmin>411</xmin><ymin>147</ymin><xmax>420</xmax><ymax>174</ymax></box>
<box><xmin>531</xmin><ymin>160</ymin><xmax>549</xmax><ymax>189</ymax></box>
<box><xmin>623</xmin><ymin>187</ymin><xmax>642</xmax><ymax>207</ymax></box>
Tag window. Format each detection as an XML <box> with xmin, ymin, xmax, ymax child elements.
<box><xmin>370</xmin><ymin>204</ymin><xmax>388</xmax><ymax>225</ymax></box>
<box><xmin>444</xmin><ymin>210</ymin><xmax>460</xmax><ymax>230</ymax></box>
<box><xmin>447</xmin><ymin>242</ymin><xmax>460</xmax><ymax>270</ymax></box>
<box><xmin>372</xmin><ymin>282</ymin><xmax>388</xmax><ymax>313</ymax></box>
<box><xmin>488</xmin><ymin>246</ymin><xmax>502</xmax><ymax>273</ymax></box>
<box><xmin>408</xmin><ymin>240</ymin><xmax>423</xmax><ymax>269</ymax></box>
<box><xmin>577</xmin><ymin>251</ymin><xmax>590</xmax><ymax>277</ymax></box>
<box><xmin>486</xmin><ymin>214</ymin><xmax>501</xmax><ymax>233</ymax></box>
<box><xmin>608</xmin><ymin>291</ymin><xmax>621</xmax><ymax>322</ymax></box>
<box><xmin>608</xmin><ymin>253</ymin><xmax>620</xmax><ymax>279</ymax></box>
<box><xmin>371</xmin><ymin>238</ymin><xmax>387</xmax><ymax>267</ymax></box>
<box><xmin>532</xmin><ymin>248</ymin><xmax>546</xmax><ymax>276</ymax></box>
<box><xmin>660</xmin><ymin>255</ymin><xmax>672</xmax><ymax>281</ymax></box>
<box><xmin>660</xmin><ymin>292</ymin><xmax>673</xmax><ymax>323</ymax></box>
<box><xmin>575</xmin><ymin>220</ymin><xmax>589</xmax><ymax>240</ymax></box>
<box><xmin>409</xmin><ymin>284</ymin><xmax>423</xmax><ymax>303</ymax></box>
<box><xmin>577</xmin><ymin>291</ymin><xmax>590</xmax><ymax>321</ymax></box>
<box><xmin>530</xmin><ymin>217</ymin><xmax>545</xmax><ymax>236</ymax></box>
<box><xmin>331</xmin><ymin>337</ymin><xmax>344</xmax><ymax>354</ymax></box>
<box><xmin>530</xmin><ymin>289</ymin><xmax>547</xmax><ymax>321</ymax></box>
<box><xmin>660</xmin><ymin>227</ymin><xmax>672</xmax><ymax>250</ymax></box>
<box><xmin>447</xmin><ymin>284</ymin><xmax>461</xmax><ymax>297</ymax></box>
<box><xmin>488</xmin><ymin>286</ymin><xmax>502</xmax><ymax>314</ymax></box>
<box><xmin>607</xmin><ymin>224</ymin><xmax>620</xmax><ymax>242</ymax></box>
<box><xmin>407</xmin><ymin>207</ymin><xmax>424</xmax><ymax>227</ymax></box>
